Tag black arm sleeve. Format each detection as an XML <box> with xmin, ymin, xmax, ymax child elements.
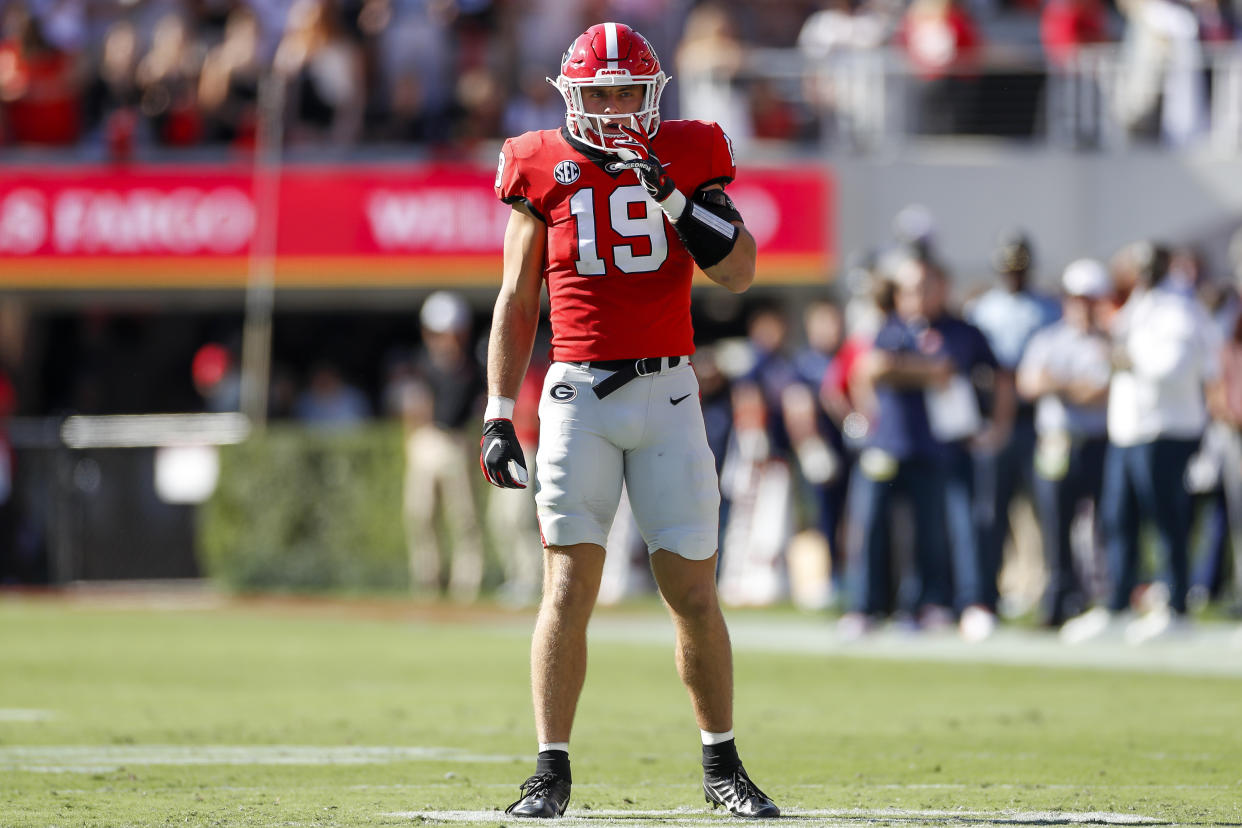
<box><xmin>672</xmin><ymin>188</ymin><xmax>744</xmax><ymax>270</ymax></box>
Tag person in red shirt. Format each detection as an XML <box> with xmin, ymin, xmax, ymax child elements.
<box><xmin>1040</xmin><ymin>0</ymin><xmax>1110</xmax><ymax>144</ymax></box>
<box><xmin>894</xmin><ymin>0</ymin><xmax>981</xmax><ymax>133</ymax></box>
<box><xmin>896</xmin><ymin>0</ymin><xmax>980</xmax><ymax>80</ymax></box>
<box><xmin>1040</xmin><ymin>0</ymin><xmax>1109</xmax><ymax>69</ymax></box>
<box><xmin>0</xmin><ymin>8</ymin><xmax>81</xmax><ymax>146</ymax></box>
<box><xmin>479</xmin><ymin>21</ymin><xmax>777</xmax><ymax>821</ymax></box>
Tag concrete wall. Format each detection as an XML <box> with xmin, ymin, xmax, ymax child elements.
<box><xmin>827</xmin><ymin>144</ymin><xmax>1242</xmax><ymax>291</ymax></box>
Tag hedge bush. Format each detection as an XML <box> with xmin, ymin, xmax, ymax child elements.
<box><xmin>199</xmin><ymin>423</ymin><xmax>409</xmax><ymax>592</ymax></box>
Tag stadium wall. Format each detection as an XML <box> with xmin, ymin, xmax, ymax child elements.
<box><xmin>4</xmin><ymin>149</ymin><xmax>1241</xmax><ymax>303</ymax></box>
<box><xmin>829</xmin><ymin>146</ymin><xmax>1242</xmax><ymax>288</ymax></box>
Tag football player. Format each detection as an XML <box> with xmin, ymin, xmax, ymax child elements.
<box><xmin>479</xmin><ymin>21</ymin><xmax>778</xmax><ymax>820</ymax></box>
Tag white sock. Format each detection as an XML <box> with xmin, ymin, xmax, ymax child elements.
<box><xmin>700</xmin><ymin>729</ymin><xmax>734</xmax><ymax>746</ymax></box>
<box><xmin>539</xmin><ymin>742</ymin><xmax>570</xmax><ymax>753</ymax></box>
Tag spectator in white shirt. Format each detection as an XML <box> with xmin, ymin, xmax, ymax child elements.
<box><xmin>1017</xmin><ymin>258</ymin><xmax>1113</xmax><ymax>628</ymax></box>
<box><xmin>1062</xmin><ymin>242</ymin><xmax>1222</xmax><ymax>645</ymax></box>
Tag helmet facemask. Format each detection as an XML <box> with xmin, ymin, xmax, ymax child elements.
<box><xmin>553</xmin><ymin>72</ymin><xmax>667</xmax><ymax>154</ymax></box>
<box><xmin>550</xmin><ymin>23</ymin><xmax>668</xmax><ymax>155</ymax></box>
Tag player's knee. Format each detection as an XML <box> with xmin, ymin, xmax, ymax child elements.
<box><xmin>541</xmin><ymin>545</ymin><xmax>605</xmax><ymax>615</ymax></box>
<box><xmin>541</xmin><ymin>578</ymin><xmax>593</xmax><ymax>614</ymax></box>
<box><xmin>664</xmin><ymin>577</ymin><xmax>720</xmax><ymax>619</ymax></box>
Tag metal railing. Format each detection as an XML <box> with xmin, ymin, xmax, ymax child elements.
<box><xmin>702</xmin><ymin>42</ymin><xmax>1242</xmax><ymax>154</ymax></box>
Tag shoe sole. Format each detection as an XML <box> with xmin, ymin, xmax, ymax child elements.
<box><xmin>704</xmin><ymin>786</ymin><xmax>779</xmax><ymax>818</ymax></box>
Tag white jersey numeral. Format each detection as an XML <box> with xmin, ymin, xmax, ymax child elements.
<box><xmin>611</xmin><ymin>186</ymin><xmax>668</xmax><ymax>273</ymax></box>
<box><xmin>569</xmin><ymin>185</ymin><xmax>668</xmax><ymax>276</ymax></box>
<box><xmin>569</xmin><ymin>188</ymin><xmax>606</xmax><ymax>275</ymax></box>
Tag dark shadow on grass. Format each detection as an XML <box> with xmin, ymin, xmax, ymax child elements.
<box><xmin>466</xmin><ymin>820</ymin><xmax>1242</xmax><ymax>827</ymax></box>
<box><xmin>539</xmin><ymin>816</ymin><xmax>1188</xmax><ymax>826</ymax></box>
<box><xmin>407</xmin><ymin>813</ymin><xmax>1242</xmax><ymax>826</ymax></box>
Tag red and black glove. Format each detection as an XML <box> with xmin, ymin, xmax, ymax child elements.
<box><xmin>614</xmin><ymin>123</ymin><xmax>739</xmax><ymax>269</ymax></box>
<box><xmin>612</xmin><ymin>124</ymin><xmax>678</xmax><ymax>203</ymax></box>
<box><xmin>480</xmin><ymin>418</ymin><xmax>529</xmax><ymax>489</ymax></box>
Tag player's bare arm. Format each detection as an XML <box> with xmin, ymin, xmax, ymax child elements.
<box><xmin>480</xmin><ymin>203</ymin><xmax>545</xmax><ymax>490</ymax></box>
<box><xmin>698</xmin><ymin>184</ymin><xmax>755</xmax><ymax>294</ymax></box>
<box><xmin>487</xmin><ymin>203</ymin><xmax>545</xmax><ymax>401</ymax></box>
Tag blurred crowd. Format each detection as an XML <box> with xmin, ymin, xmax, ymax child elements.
<box><xmin>2</xmin><ymin>212</ymin><xmax>1240</xmax><ymax>639</ymax></box>
<box><xmin>2</xmin><ymin>0</ymin><xmax>1241</xmax><ymax>633</ymax></box>
<box><xmin>0</xmin><ymin>0</ymin><xmax>693</xmax><ymax>154</ymax></box>
<box><xmin>792</xmin><ymin>0</ymin><xmax>1242</xmax><ymax>147</ymax></box>
<box><xmin>197</xmin><ymin>212</ymin><xmax>1240</xmax><ymax>643</ymax></box>
<box><xmin>2</xmin><ymin>0</ymin><xmax>1239</xmax><ymax>155</ymax></box>
<box><xmin>690</xmin><ymin>215</ymin><xmax>1242</xmax><ymax>645</ymax></box>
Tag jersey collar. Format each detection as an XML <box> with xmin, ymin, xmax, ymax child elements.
<box><xmin>560</xmin><ymin>126</ymin><xmax>626</xmax><ymax>179</ymax></box>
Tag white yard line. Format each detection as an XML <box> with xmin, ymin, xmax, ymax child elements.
<box><xmin>0</xmin><ymin>708</ymin><xmax>55</xmax><ymax>722</ymax></box>
<box><xmin>0</xmin><ymin>744</ymin><xmax>525</xmax><ymax>773</ymax></box>
<box><xmin>4</xmin><ymin>743</ymin><xmax>1236</xmax><ymax>790</ymax></box>
<box><xmin>387</xmin><ymin>808</ymin><xmax>1162</xmax><ymax>825</ymax></box>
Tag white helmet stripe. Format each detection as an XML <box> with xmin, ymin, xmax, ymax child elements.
<box><xmin>604</xmin><ymin>22</ymin><xmax>619</xmax><ymax>69</ymax></box>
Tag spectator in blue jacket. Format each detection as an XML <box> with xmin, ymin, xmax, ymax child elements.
<box><xmin>839</xmin><ymin>263</ymin><xmax>955</xmax><ymax>637</ymax></box>
<box><xmin>894</xmin><ymin>254</ymin><xmax>1012</xmax><ymax>642</ymax></box>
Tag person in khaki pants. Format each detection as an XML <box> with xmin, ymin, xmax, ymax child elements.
<box><xmin>402</xmin><ymin>291</ymin><xmax>486</xmax><ymax>601</ymax></box>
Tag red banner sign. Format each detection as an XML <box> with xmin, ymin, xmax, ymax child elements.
<box><xmin>0</xmin><ymin>163</ymin><xmax>833</xmax><ymax>288</ymax></box>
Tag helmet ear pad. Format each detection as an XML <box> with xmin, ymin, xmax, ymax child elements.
<box><xmin>553</xmin><ymin>22</ymin><xmax>668</xmax><ymax>154</ymax></box>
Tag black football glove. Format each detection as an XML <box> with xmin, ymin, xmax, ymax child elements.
<box><xmin>480</xmin><ymin>418</ymin><xmax>529</xmax><ymax>489</ymax></box>
<box><xmin>612</xmin><ymin>124</ymin><xmax>677</xmax><ymax>203</ymax></box>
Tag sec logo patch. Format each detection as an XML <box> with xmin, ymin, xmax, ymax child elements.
<box><xmin>549</xmin><ymin>382</ymin><xmax>577</xmax><ymax>402</ymax></box>
<box><xmin>553</xmin><ymin>160</ymin><xmax>581</xmax><ymax>185</ymax></box>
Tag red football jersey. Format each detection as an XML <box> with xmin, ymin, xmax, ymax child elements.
<box><xmin>496</xmin><ymin>120</ymin><xmax>737</xmax><ymax>362</ymax></box>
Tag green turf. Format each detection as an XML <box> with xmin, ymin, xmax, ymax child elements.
<box><xmin>1</xmin><ymin>596</ymin><xmax>1240</xmax><ymax>827</ymax></box>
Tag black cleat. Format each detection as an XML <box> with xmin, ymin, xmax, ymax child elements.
<box><xmin>703</xmin><ymin>764</ymin><xmax>780</xmax><ymax>818</ymax></box>
<box><xmin>505</xmin><ymin>771</ymin><xmax>572</xmax><ymax>818</ymax></box>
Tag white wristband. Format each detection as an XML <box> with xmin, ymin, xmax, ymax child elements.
<box><xmin>660</xmin><ymin>189</ymin><xmax>687</xmax><ymax>223</ymax></box>
<box><xmin>485</xmin><ymin>395</ymin><xmax>515</xmax><ymax>421</ymax></box>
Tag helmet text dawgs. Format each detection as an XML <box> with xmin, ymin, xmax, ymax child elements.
<box><xmin>550</xmin><ymin>22</ymin><xmax>668</xmax><ymax>154</ymax></box>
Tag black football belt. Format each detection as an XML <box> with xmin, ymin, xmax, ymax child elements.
<box><xmin>586</xmin><ymin>356</ymin><xmax>682</xmax><ymax>399</ymax></box>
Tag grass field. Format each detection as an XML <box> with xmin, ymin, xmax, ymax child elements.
<box><xmin>2</xmin><ymin>590</ymin><xmax>1241</xmax><ymax>828</ymax></box>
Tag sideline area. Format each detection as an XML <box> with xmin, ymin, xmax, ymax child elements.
<box><xmin>589</xmin><ymin>612</ymin><xmax>1242</xmax><ymax>678</ymax></box>
<box><xmin>8</xmin><ymin>581</ymin><xmax>1242</xmax><ymax>677</ymax></box>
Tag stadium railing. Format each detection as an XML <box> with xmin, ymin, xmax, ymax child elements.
<box><xmin>704</xmin><ymin>43</ymin><xmax>1242</xmax><ymax>155</ymax></box>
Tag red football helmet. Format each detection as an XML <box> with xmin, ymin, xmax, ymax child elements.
<box><xmin>551</xmin><ymin>22</ymin><xmax>668</xmax><ymax>154</ymax></box>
